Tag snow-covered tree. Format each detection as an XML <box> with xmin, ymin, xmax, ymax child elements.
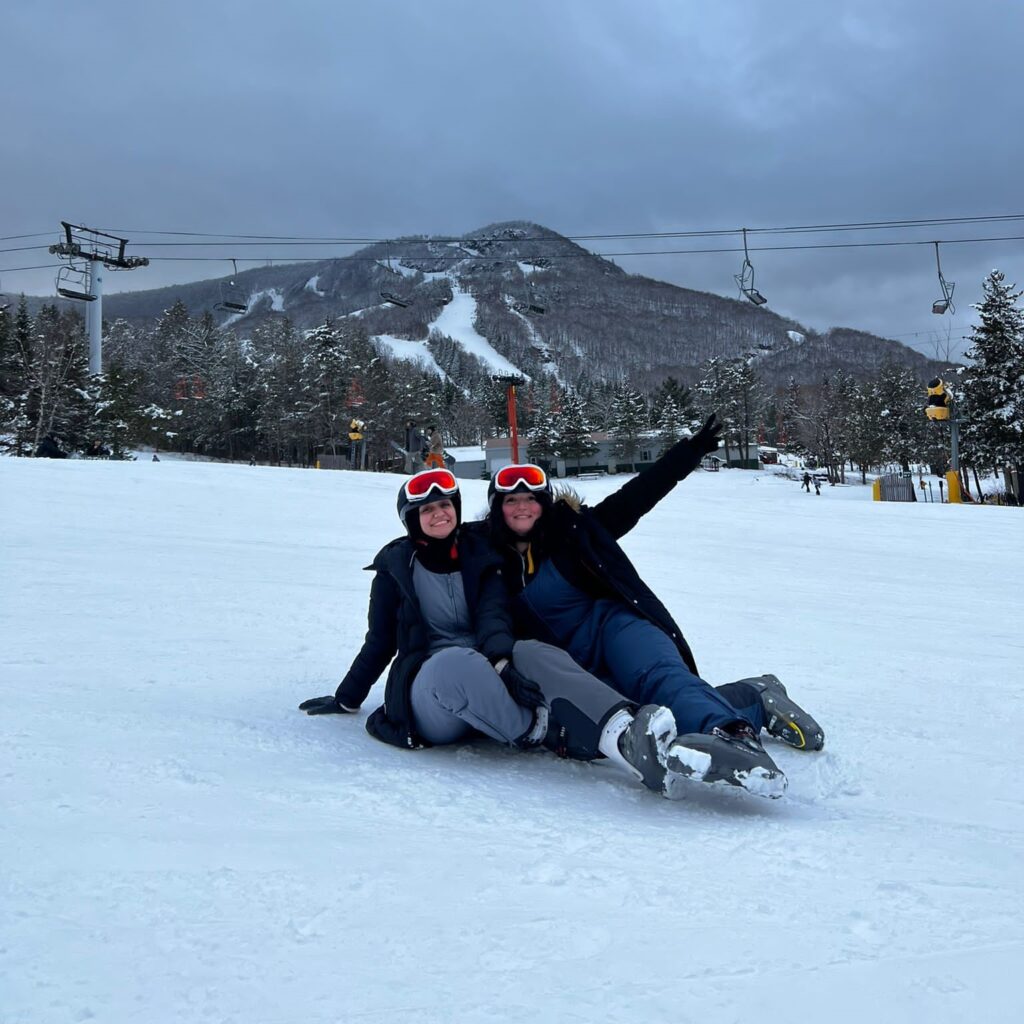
<box><xmin>650</xmin><ymin>376</ymin><xmax>692</xmax><ymax>430</ymax></box>
<box><xmin>527</xmin><ymin>385</ymin><xmax>561</xmax><ymax>467</ymax></box>
<box><xmin>0</xmin><ymin>303</ymin><xmax>29</xmax><ymax>452</ymax></box>
<box><xmin>874</xmin><ymin>362</ymin><xmax>927</xmax><ymax>473</ymax></box>
<box><xmin>657</xmin><ymin>395</ymin><xmax>684</xmax><ymax>454</ymax></box>
<box><xmin>609</xmin><ymin>383</ymin><xmax>647</xmax><ymax>471</ymax></box>
<box><xmin>696</xmin><ymin>356</ymin><xmax>765</xmax><ymax>465</ymax></box>
<box><xmin>556</xmin><ymin>389</ymin><xmax>597</xmax><ymax>471</ymax></box>
<box><xmin>959</xmin><ymin>270</ymin><xmax>1024</xmax><ymax>499</ymax></box>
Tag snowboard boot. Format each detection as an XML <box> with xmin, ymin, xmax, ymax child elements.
<box><xmin>665</xmin><ymin>724</ymin><xmax>788</xmax><ymax>800</ymax></box>
<box><xmin>748</xmin><ymin>674</ymin><xmax>825</xmax><ymax>751</ymax></box>
<box><xmin>617</xmin><ymin>705</ymin><xmax>678</xmax><ymax>797</ymax></box>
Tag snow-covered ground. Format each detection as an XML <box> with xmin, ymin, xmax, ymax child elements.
<box><xmin>428</xmin><ymin>284</ymin><xmax>524</xmax><ymax>377</ymax></box>
<box><xmin>372</xmin><ymin>333</ymin><xmax>446</xmax><ymax>376</ymax></box>
<box><xmin>2</xmin><ymin>459</ymin><xmax>1022</xmax><ymax>1024</ymax></box>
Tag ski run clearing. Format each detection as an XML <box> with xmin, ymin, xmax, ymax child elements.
<box><xmin>2</xmin><ymin>457</ymin><xmax>1022</xmax><ymax>1024</ymax></box>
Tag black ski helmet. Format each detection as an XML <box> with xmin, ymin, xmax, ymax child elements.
<box><xmin>396</xmin><ymin>470</ymin><xmax>462</xmax><ymax>536</ymax></box>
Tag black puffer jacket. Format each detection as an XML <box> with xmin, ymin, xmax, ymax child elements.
<box><xmin>475</xmin><ymin>435</ymin><xmax>706</xmax><ymax>676</ymax></box>
<box><xmin>334</xmin><ymin>530</ymin><xmax>515</xmax><ymax>749</ymax></box>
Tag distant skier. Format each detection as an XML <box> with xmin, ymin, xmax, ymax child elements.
<box><xmin>802</xmin><ymin>471</ymin><xmax>811</xmax><ymax>492</ymax></box>
<box><xmin>424</xmin><ymin>424</ymin><xmax>444</xmax><ymax>469</ymax></box>
<box><xmin>813</xmin><ymin>477</ymin><xmax>821</xmax><ymax>495</ymax></box>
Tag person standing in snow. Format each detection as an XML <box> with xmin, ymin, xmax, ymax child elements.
<box><xmin>802</xmin><ymin>471</ymin><xmax>812</xmax><ymax>492</ymax></box>
<box><xmin>423</xmin><ymin>425</ymin><xmax>445</xmax><ymax>470</ymax></box>
<box><xmin>298</xmin><ymin>469</ymin><xmax>700</xmax><ymax>799</ymax></box>
<box><xmin>470</xmin><ymin>418</ymin><xmax>825</xmax><ymax>798</ymax></box>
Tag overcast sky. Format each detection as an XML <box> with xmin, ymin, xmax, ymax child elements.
<box><xmin>4</xmin><ymin>0</ymin><xmax>1023</xmax><ymax>359</ymax></box>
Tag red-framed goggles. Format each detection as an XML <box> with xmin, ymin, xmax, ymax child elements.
<box><xmin>493</xmin><ymin>463</ymin><xmax>549</xmax><ymax>493</ymax></box>
<box><xmin>402</xmin><ymin>468</ymin><xmax>459</xmax><ymax>502</ymax></box>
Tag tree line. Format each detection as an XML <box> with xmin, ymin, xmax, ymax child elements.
<box><xmin>1</xmin><ymin>271</ymin><xmax>1021</xmax><ymax>502</ymax></box>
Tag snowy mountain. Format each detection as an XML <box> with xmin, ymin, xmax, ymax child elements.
<box><xmin>44</xmin><ymin>222</ymin><xmax>948</xmax><ymax>389</ymax></box>
<box><xmin>2</xmin><ymin>456</ymin><xmax>1020</xmax><ymax>1023</ymax></box>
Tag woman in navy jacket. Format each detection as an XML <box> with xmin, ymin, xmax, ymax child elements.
<box><xmin>477</xmin><ymin>419</ymin><xmax>824</xmax><ymax>797</ymax></box>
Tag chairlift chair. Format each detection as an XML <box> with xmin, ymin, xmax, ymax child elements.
<box><xmin>380</xmin><ymin>290</ymin><xmax>410</xmax><ymax>308</ymax></box>
<box><xmin>378</xmin><ymin>240</ymin><xmax>412</xmax><ymax>307</ymax></box>
<box><xmin>931</xmin><ymin>242</ymin><xmax>955</xmax><ymax>315</ymax></box>
<box><xmin>734</xmin><ymin>229</ymin><xmax>768</xmax><ymax>306</ymax></box>
<box><xmin>56</xmin><ymin>263</ymin><xmax>97</xmax><ymax>302</ymax></box>
<box><xmin>215</xmin><ymin>260</ymin><xmax>248</xmax><ymax>314</ymax></box>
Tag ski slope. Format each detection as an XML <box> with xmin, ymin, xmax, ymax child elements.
<box><xmin>2</xmin><ymin>458</ymin><xmax>1022</xmax><ymax>1024</ymax></box>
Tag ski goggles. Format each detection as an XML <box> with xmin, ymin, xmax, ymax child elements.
<box><xmin>402</xmin><ymin>468</ymin><xmax>459</xmax><ymax>502</ymax></box>
<box><xmin>492</xmin><ymin>464</ymin><xmax>549</xmax><ymax>493</ymax></box>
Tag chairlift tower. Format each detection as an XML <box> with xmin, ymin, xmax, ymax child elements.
<box><xmin>49</xmin><ymin>221</ymin><xmax>149</xmax><ymax>373</ymax></box>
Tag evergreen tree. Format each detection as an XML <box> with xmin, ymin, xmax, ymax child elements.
<box><xmin>657</xmin><ymin>395</ymin><xmax>684</xmax><ymax>454</ymax></box>
<box><xmin>24</xmin><ymin>304</ymin><xmax>89</xmax><ymax>454</ymax></box>
<box><xmin>843</xmin><ymin>376</ymin><xmax>886</xmax><ymax>482</ymax></box>
<box><xmin>780</xmin><ymin>376</ymin><xmax>804</xmax><ymax>451</ymax></box>
<box><xmin>650</xmin><ymin>376</ymin><xmax>692</xmax><ymax>429</ymax></box>
<box><xmin>10</xmin><ymin>298</ymin><xmax>36</xmax><ymax>454</ymax></box>
<box><xmin>526</xmin><ymin>380</ymin><xmax>561</xmax><ymax>468</ymax></box>
<box><xmin>696</xmin><ymin>356</ymin><xmax>765</xmax><ymax>465</ymax></box>
<box><xmin>556</xmin><ymin>389</ymin><xmax>597</xmax><ymax>471</ymax></box>
<box><xmin>0</xmin><ymin>304</ymin><xmax>28</xmax><ymax>452</ymax></box>
<box><xmin>875</xmin><ymin>361</ymin><xmax>927</xmax><ymax>473</ymax></box>
<box><xmin>959</xmin><ymin>270</ymin><xmax>1024</xmax><ymax>499</ymax></box>
<box><xmin>609</xmin><ymin>382</ymin><xmax>647</xmax><ymax>471</ymax></box>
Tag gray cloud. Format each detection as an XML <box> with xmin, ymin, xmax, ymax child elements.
<box><xmin>4</xmin><ymin>0</ymin><xmax>1022</xmax><ymax>359</ymax></box>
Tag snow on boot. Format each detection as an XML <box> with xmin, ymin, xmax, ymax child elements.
<box><xmin>748</xmin><ymin>674</ymin><xmax>825</xmax><ymax>751</ymax></box>
<box><xmin>617</xmin><ymin>705</ymin><xmax>677</xmax><ymax>797</ymax></box>
<box><xmin>666</xmin><ymin>724</ymin><xmax>788</xmax><ymax>800</ymax></box>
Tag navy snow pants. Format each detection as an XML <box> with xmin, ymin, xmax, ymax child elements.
<box><xmin>598</xmin><ymin>609</ymin><xmax>762</xmax><ymax>736</ymax></box>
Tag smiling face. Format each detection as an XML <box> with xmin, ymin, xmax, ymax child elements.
<box><xmin>418</xmin><ymin>498</ymin><xmax>458</xmax><ymax>540</ymax></box>
<box><xmin>501</xmin><ymin>492</ymin><xmax>543</xmax><ymax>537</ymax></box>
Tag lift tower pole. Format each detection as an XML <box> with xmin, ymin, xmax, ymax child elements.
<box><xmin>50</xmin><ymin>222</ymin><xmax>149</xmax><ymax>374</ymax></box>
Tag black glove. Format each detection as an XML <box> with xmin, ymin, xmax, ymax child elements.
<box><xmin>498</xmin><ymin>662</ymin><xmax>546</xmax><ymax>710</ymax></box>
<box><xmin>299</xmin><ymin>695</ymin><xmax>354</xmax><ymax>716</ymax></box>
<box><xmin>690</xmin><ymin>413</ymin><xmax>723</xmax><ymax>459</ymax></box>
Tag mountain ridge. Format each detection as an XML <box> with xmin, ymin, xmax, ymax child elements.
<box><xmin>22</xmin><ymin>220</ymin><xmax>952</xmax><ymax>388</ymax></box>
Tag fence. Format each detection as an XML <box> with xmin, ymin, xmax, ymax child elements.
<box><xmin>878</xmin><ymin>471</ymin><xmax>916</xmax><ymax>502</ymax></box>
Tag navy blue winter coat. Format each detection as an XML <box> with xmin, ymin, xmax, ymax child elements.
<box><xmin>476</xmin><ymin>435</ymin><xmax>705</xmax><ymax>676</ymax></box>
<box><xmin>334</xmin><ymin>530</ymin><xmax>515</xmax><ymax>749</ymax></box>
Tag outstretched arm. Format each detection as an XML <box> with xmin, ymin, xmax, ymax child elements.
<box><xmin>593</xmin><ymin>414</ymin><xmax>722</xmax><ymax>539</ymax></box>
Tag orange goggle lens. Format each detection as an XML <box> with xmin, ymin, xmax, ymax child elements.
<box><xmin>494</xmin><ymin>464</ymin><xmax>548</xmax><ymax>492</ymax></box>
<box><xmin>403</xmin><ymin>469</ymin><xmax>458</xmax><ymax>500</ymax></box>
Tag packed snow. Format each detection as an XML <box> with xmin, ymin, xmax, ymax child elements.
<box><xmin>427</xmin><ymin>284</ymin><xmax>525</xmax><ymax>377</ymax></box>
<box><xmin>2</xmin><ymin>458</ymin><xmax>1022</xmax><ymax>1024</ymax></box>
<box><xmin>372</xmin><ymin>334</ymin><xmax>446</xmax><ymax>376</ymax></box>
<box><xmin>304</xmin><ymin>275</ymin><xmax>325</xmax><ymax>296</ymax></box>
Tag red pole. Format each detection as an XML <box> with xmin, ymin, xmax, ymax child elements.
<box><xmin>507</xmin><ymin>383</ymin><xmax>520</xmax><ymax>463</ymax></box>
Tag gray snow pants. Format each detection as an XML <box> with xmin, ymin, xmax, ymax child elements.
<box><xmin>409</xmin><ymin>639</ymin><xmax>632</xmax><ymax>758</ymax></box>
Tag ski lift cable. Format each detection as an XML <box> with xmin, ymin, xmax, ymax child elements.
<box><xmin>98</xmin><ymin>212</ymin><xmax>1024</xmax><ymax>246</ymax></box>
<box><xmin>75</xmin><ymin>233</ymin><xmax>1024</xmax><ymax>262</ymax></box>
<box><xmin>4</xmin><ymin>233</ymin><xmax>1024</xmax><ymax>279</ymax></box>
